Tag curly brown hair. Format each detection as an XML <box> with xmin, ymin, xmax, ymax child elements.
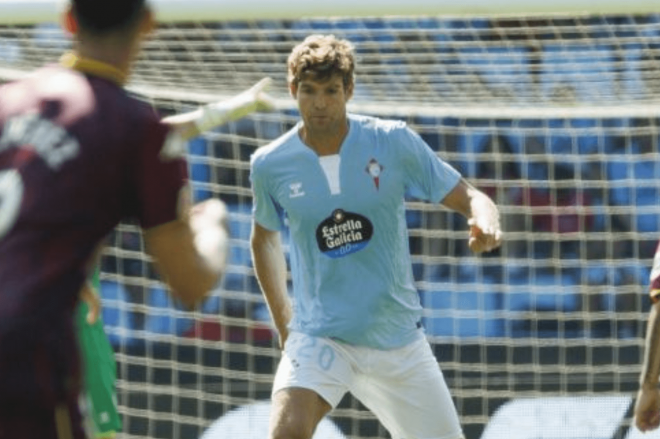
<box><xmin>287</xmin><ymin>34</ymin><xmax>355</xmax><ymax>90</ymax></box>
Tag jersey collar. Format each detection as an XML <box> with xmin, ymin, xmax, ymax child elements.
<box><xmin>59</xmin><ymin>52</ymin><xmax>127</xmax><ymax>86</ymax></box>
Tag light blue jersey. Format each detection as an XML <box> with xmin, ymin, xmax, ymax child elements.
<box><xmin>250</xmin><ymin>114</ymin><xmax>461</xmax><ymax>349</ymax></box>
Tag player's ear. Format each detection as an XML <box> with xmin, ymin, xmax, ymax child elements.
<box><xmin>139</xmin><ymin>7</ymin><xmax>156</xmax><ymax>36</ymax></box>
<box><xmin>345</xmin><ymin>80</ymin><xmax>354</xmax><ymax>101</ymax></box>
<box><xmin>61</xmin><ymin>5</ymin><xmax>78</xmax><ymax>35</ymax></box>
<box><xmin>289</xmin><ymin>82</ymin><xmax>298</xmax><ymax>99</ymax></box>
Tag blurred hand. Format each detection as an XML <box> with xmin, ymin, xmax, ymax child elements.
<box><xmin>468</xmin><ymin>217</ymin><xmax>502</xmax><ymax>253</ymax></box>
<box><xmin>190</xmin><ymin>198</ymin><xmax>229</xmax><ymax>230</ymax></box>
<box><xmin>190</xmin><ymin>198</ymin><xmax>230</xmax><ymax>273</ymax></box>
<box><xmin>635</xmin><ymin>386</ymin><xmax>660</xmax><ymax>432</ymax></box>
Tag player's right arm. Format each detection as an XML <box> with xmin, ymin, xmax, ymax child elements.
<box><xmin>118</xmin><ymin>79</ymin><xmax>271</xmax><ymax>309</ymax></box>
<box><xmin>133</xmin><ymin>104</ymin><xmax>230</xmax><ymax>309</ymax></box>
<box><xmin>141</xmin><ymin>79</ymin><xmax>272</xmax><ymax>307</ymax></box>
<box><xmin>133</xmin><ymin>77</ymin><xmax>274</xmax><ymax>311</ymax></box>
<box><xmin>250</xmin><ymin>221</ymin><xmax>292</xmax><ymax>349</ymax></box>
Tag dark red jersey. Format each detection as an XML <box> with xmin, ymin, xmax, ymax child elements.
<box><xmin>0</xmin><ymin>59</ymin><xmax>187</xmax><ymax>427</ymax></box>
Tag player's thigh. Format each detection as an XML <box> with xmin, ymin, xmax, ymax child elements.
<box><xmin>270</xmin><ymin>387</ymin><xmax>332</xmax><ymax>439</ymax></box>
<box><xmin>352</xmin><ymin>338</ymin><xmax>463</xmax><ymax>439</ymax></box>
<box><xmin>273</xmin><ymin>331</ymin><xmax>352</xmax><ymax>408</ymax></box>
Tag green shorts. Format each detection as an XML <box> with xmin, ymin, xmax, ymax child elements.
<box><xmin>76</xmin><ymin>269</ymin><xmax>122</xmax><ymax>438</ymax></box>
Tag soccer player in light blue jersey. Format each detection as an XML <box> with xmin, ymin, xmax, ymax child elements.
<box><xmin>250</xmin><ymin>34</ymin><xmax>502</xmax><ymax>439</ymax></box>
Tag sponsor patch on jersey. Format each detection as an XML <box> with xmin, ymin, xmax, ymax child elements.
<box><xmin>315</xmin><ymin>209</ymin><xmax>373</xmax><ymax>258</ymax></box>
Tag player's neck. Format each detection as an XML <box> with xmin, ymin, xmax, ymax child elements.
<box><xmin>71</xmin><ymin>41</ymin><xmax>135</xmax><ymax>84</ymax></box>
<box><xmin>300</xmin><ymin>120</ymin><xmax>349</xmax><ymax>157</ymax></box>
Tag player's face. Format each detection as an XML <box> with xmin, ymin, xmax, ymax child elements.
<box><xmin>292</xmin><ymin>74</ymin><xmax>353</xmax><ymax>138</ymax></box>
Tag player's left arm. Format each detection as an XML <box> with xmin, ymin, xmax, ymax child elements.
<box><xmin>162</xmin><ymin>77</ymin><xmax>274</xmax><ymax>140</ymax></box>
<box><xmin>635</xmin><ymin>245</ymin><xmax>660</xmax><ymax>432</ymax></box>
<box><xmin>635</xmin><ymin>300</ymin><xmax>660</xmax><ymax>432</ymax></box>
<box><xmin>441</xmin><ymin>178</ymin><xmax>502</xmax><ymax>253</ymax></box>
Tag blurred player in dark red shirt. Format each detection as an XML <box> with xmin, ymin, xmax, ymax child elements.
<box><xmin>0</xmin><ymin>1</ymin><xmax>245</xmax><ymax>437</ymax></box>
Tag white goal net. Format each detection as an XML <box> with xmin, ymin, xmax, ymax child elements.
<box><xmin>1</xmin><ymin>1</ymin><xmax>659</xmax><ymax>438</ymax></box>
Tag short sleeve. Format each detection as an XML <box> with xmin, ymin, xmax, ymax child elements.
<box><xmin>397</xmin><ymin>125</ymin><xmax>461</xmax><ymax>203</ymax></box>
<box><xmin>250</xmin><ymin>153</ymin><xmax>284</xmax><ymax>231</ymax></box>
<box><xmin>133</xmin><ymin>116</ymin><xmax>188</xmax><ymax>229</ymax></box>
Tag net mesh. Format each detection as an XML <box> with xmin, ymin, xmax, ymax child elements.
<box><xmin>1</xmin><ymin>11</ymin><xmax>660</xmax><ymax>439</ymax></box>
<box><xmin>4</xmin><ymin>15</ymin><xmax>660</xmax><ymax>107</ymax></box>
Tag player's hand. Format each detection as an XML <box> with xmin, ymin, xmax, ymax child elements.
<box><xmin>79</xmin><ymin>281</ymin><xmax>101</xmax><ymax>325</ymax></box>
<box><xmin>190</xmin><ymin>198</ymin><xmax>230</xmax><ymax>274</ymax></box>
<box><xmin>190</xmin><ymin>198</ymin><xmax>230</xmax><ymax>237</ymax></box>
<box><xmin>635</xmin><ymin>386</ymin><xmax>660</xmax><ymax>432</ymax></box>
<box><xmin>468</xmin><ymin>217</ymin><xmax>502</xmax><ymax>254</ymax></box>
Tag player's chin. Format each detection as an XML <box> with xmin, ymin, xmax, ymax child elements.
<box><xmin>640</xmin><ymin>424</ymin><xmax>657</xmax><ymax>433</ymax></box>
<box><xmin>472</xmin><ymin>243</ymin><xmax>500</xmax><ymax>254</ymax></box>
<box><xmin>637</xmin><ymin>420</ymin><xmax>659</xmax><ymax>432</ymax></box>
<box><xmin>468</xmin><ymin>242</ymin><xmax>487</xmax><ymax>254</ymax></box>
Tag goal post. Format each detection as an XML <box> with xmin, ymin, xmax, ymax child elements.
<box><xmin>0</xmin><ymin>2</ymin><xmax>659</xmax><ymax>439</ymax></box>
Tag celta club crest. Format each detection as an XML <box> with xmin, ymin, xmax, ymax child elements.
<box><xmin>365</xmin><ymin>158</ymin><xmax>383</xmax><ymax>190</ymax></box>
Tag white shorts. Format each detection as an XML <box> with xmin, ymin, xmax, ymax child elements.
<box><xmin>272</xmin><ymin>331</ymin><xmax>464</xmax><ymax>439</ymax></box>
